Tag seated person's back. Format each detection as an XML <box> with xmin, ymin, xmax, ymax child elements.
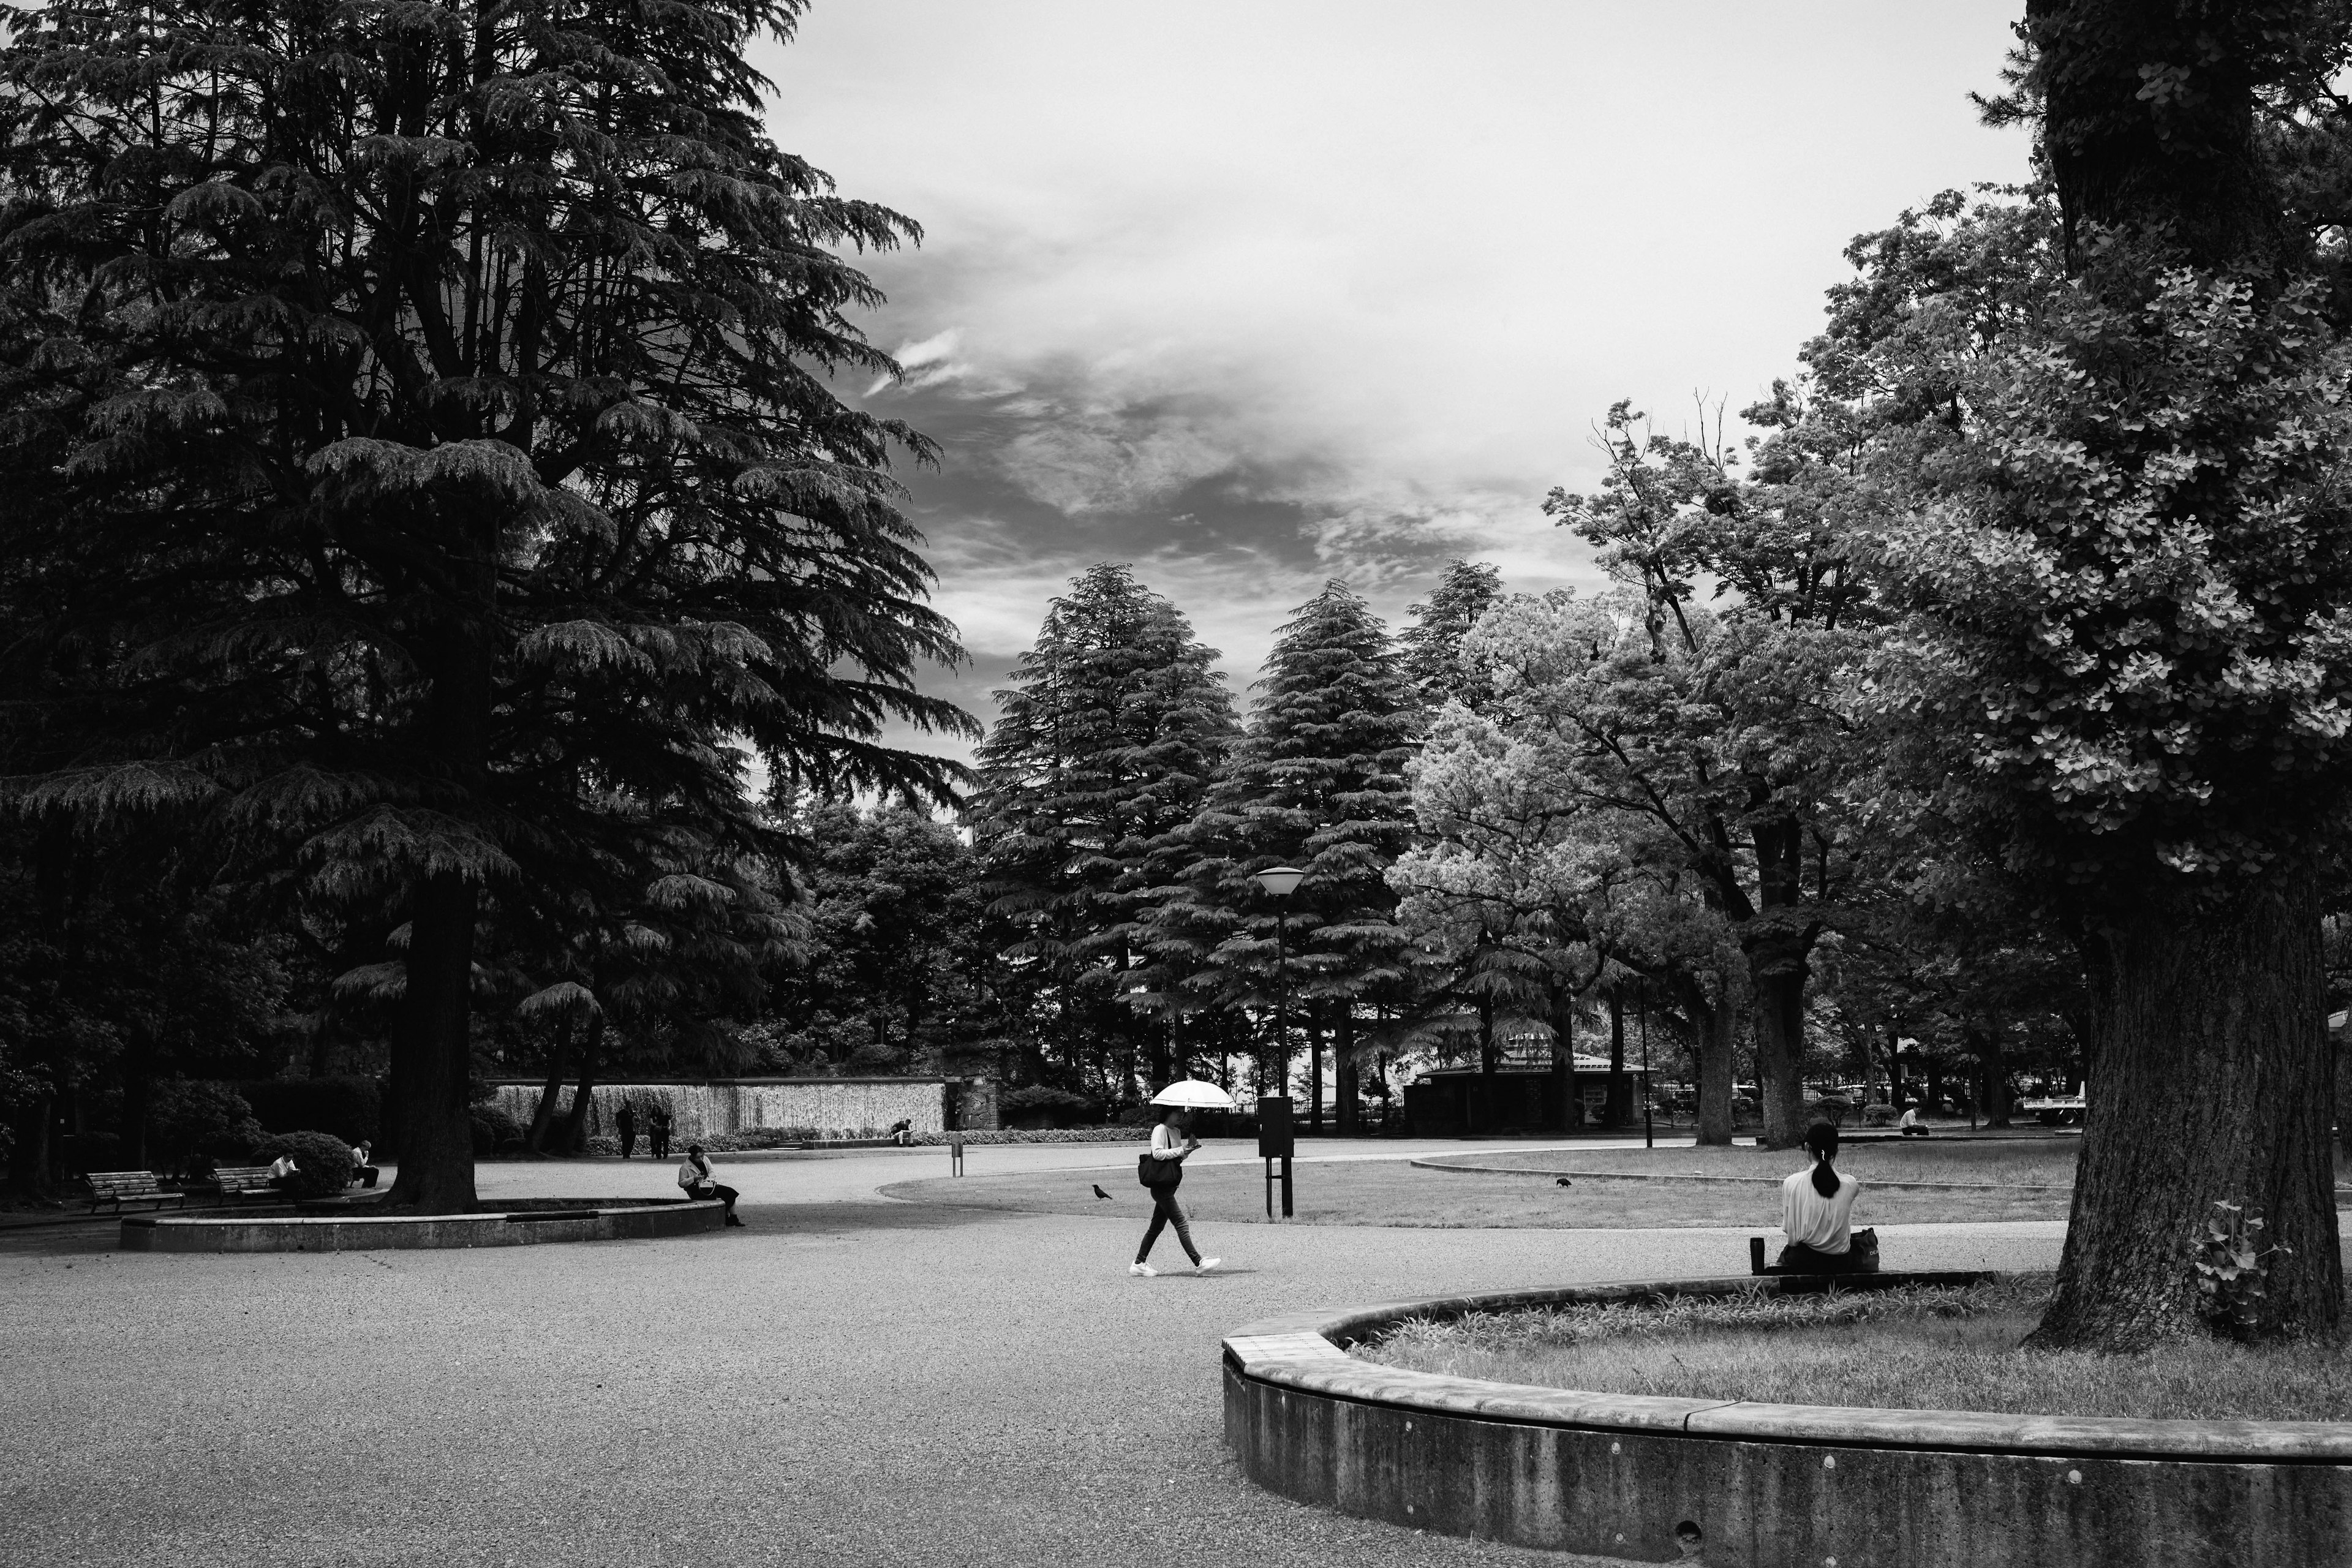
<box><xmin>1779</xmin><ymin>1161</ymin><xmax>1860</xmax><ymax>1252</ymax></box>
<box><xmin>1776</xmin><ymin>1121</ymin><xmax>1872</xmax><ymax>1270</ymax></box>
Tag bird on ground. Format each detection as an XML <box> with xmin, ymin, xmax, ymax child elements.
<box><xmin>1555</xmin><ymin>1177</ymin><xmax>1573</xmax><ymax>1188</ymax></box>
<box><xmin>1091</xmin><ymin>1184</ymin><xmax>1112</xmax><ymax>1200</ymax></box>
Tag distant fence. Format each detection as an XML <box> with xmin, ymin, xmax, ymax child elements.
<box><xmin>486</xmin><ymin>1077</ymin><xmax>998</xmax><ymax>1142</ymax></box>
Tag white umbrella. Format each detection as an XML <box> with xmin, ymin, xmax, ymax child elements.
<box><xmin>1150</xmin><ymin>1079</ymin><xmax>1235</xmax><ymax>1110</ymax></box>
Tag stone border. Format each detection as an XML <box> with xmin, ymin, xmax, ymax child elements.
<box><xmin>1223</xmin><ymin>1276</ymin><xmax>2352</xmax><ymax>1567</ymax></box>
<box><xmin>1411</xmin><ymin>1152</ymin><xmax>2073</xmax><ymax>1194</ymax></box>
<box><xmin>120</xmin><ymin>1197</ymin><xmax>726</xmax><ymax>1253</ymax></box>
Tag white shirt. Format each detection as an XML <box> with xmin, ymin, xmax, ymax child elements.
<box><xmin>1780</xmin><ymin>1167</ymin><xmax>1861</xmax><ymax>1253</ymax></box>
<box><xmin>1148</xmin><ymin>1123</ymin><xmax>1189</xmax><ymax>1167</ymax></box>
<box><xmin>1898</xmin><ymin>1107</ymin><xmax>1922</xmax><ymax>1129</ymax></box>
<box><xmin>270</xmin><ymin>1156</ymin><xmax>298</xmax><ymax>1179</ymax></box>
<box><xmin>677</xmin><ymin>1155</ymin><xmax>714</xmax><ymax>1190</ymax></box>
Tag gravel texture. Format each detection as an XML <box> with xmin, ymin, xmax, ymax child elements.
<box><xmin>1</xmin><ymin>1137</ymin><xmax>2068</xmax><ymax>1568</ymax></box>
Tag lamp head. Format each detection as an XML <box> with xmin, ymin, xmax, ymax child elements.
<box><xmin>1254</xmin><ymin>865</ymin><xmax>1306</xmax><ymax>899</ymax></box>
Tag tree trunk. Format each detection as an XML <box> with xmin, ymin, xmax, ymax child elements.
<box><xmin>1975</xmin><ymin>1025</ymin><xmax>2011</xmax><ymax>1129</ymax></box>
<box><xmin>119</xmin><ymin>1027</ymin><xmax>154</xmax><ymax>1172</ymax></box>
<box><xmin>384</xmin><ymin>872</ymin><xmax>480</xmax><ymax>1212</ymax></box>
<box><xmin>2028</xmin><ymin>870</ymin><xmax>2343</xmax><ymax>1350</ymax></box>
<box><xmin>1749</xmin><ymin>960</ymin><xmax>1809</xmax><ymax>1148</ymax></box>
<box><xmin>1307</xmin><ymin>1005</ymin><xmax>1324</xmax><ymax>1133</ymax></box>
<box><xmin>561</xmin><ymin>1016</ymin><xmax>606</xmax><ymax>1154</ymax></box>
<box><xmin>1673</xmin><ymin>971</ymin><xmax>1736</xmax><ymax>1147</ymax></box>
<box><xmin>1335</xmin><ymin>1009</ymin><xmax>1358</xmax><ymax>1137</ymax></box>
<box><xmin>524</xmin><ymin>1019</ymin><xmax>571</xmax><ymax>1154</ymax></box>
<box><xmin>1549</xmin><ymin>984</ymin><xmax>1575</xmax><ymax>1133</ymax></box>
<box><xmin>1605</xmin><ymin>991</ymin><xmax>1632</xmax><ymax>1127</ymax></box>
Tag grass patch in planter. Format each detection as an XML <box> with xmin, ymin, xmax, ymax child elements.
<box><xmin>1353</xmin><ymin>1277</ymin><xmax>2352</xmax><ymax>1423</ymax></box>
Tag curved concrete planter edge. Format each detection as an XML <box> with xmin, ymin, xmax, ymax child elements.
<box><xmin>1223</xmin><ymin>1275</ymin><xmax>2352</xmax><ymax>1567</ymax></box>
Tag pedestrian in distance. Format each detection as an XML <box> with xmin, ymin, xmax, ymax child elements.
<box><xmin>1897</xmin><ymin>1101</ymin><xmax>1931</xmax><ymax>1137</ymax></box>
<box><xmin>349</xmin><ymin>1140</ymin><xmax>379</xmax><ymax>1189</ymax></box>
<box><xmin>677</xmin><ymin>1143</ymin><xmax>744</xmax><ymax>1227</ymax></box>
<box><xmin>646</xmin><ymin>1103</ymin><xmax>673</xmax><ymax>1162</ymax></box>
<box><xmin>615</xmin><ymin>1101</ymin><xmax>637</xmax><ymax>1160</ymax></box>
<box><xmin>1131</xmin><ymin>1105</ymin><xmax>1219</xmax><ymax>1276</ymax></box>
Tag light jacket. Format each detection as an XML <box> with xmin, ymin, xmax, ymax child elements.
<box><xmin>677</xmin><ymin>1155</ymin><xmax>714</xmax><ymax>1191</ymax></box>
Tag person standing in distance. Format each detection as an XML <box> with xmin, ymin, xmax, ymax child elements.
<box><xmin>1132</xmin><ymin>1106</ymin><xmax>1219</xmax><ymax>1276</ymax></box>
<box><xmin>677</xmin><ymin>1143</ymin><xmax>744</xmax><ymax>1227</ymax></box>
<box><xmin>614</xmin><ymin>1101</ymin><xmax>638</xmax><ymax>1160</ymax></box>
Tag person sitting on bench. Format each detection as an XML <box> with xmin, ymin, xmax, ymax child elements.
<box><xmin>677</xmin><ymin>1144</ymin><xmax>744</xmax><ymax>1227</ymax></box>
<box><xmin>349</xmin><ymin>1140</ymin><xmax>379</xmax><ymax>1188</ymax></box>
<box><xmin>268</xmin><ymin>1153</ymin><xmax>301</xmax><ymax>1194</ymax></box>
<box><xmin>1776</xmin><ymin>1121</ymin><xmax>1876</xmax><ymax>1272</ymax></box>
<box><xmin>1898</xmin><ymin>1101</ymin><xmax>1931</xmax><ymax>1137</ymax></box>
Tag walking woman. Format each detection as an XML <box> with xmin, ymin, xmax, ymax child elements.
<box><xmin>1776</xmin><ymin>1121</ymin><xmax>1876</xmax><ymax>1272</ymax></box>
<box><xmin>1133</xmin><ymin>1106</ymin><xmax>1220</xmax><ymax>1276</ymax></box>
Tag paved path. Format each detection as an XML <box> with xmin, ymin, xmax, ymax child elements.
<box><xmin>1</xmin><ymin>1140</ymin><xmax>2069</xmax><ymax>1568</ymax></box>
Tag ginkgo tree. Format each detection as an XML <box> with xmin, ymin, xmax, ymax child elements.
<box><xmin>0</xmin><ymin>0</ymin><xmax>970</xmax><ymax>1210</ymax></box>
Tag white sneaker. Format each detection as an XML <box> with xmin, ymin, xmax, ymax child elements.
<box><xmin>1195</xmin><ymin>1257</ymin><xmax>1222</xmax><ymax>1275</ymax></box>
<box><xmin>1129</xmin><ymin>1262</ymin><xmax>1157</xmax><ymax>1276</ymax></box>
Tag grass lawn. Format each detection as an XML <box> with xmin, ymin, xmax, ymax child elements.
<box><xmin>1354</xmin><ymin>1276</ymin><xmax>2352</xmax><ymax>1422</ymax></box>
<box><xmin>881</xmin><ymin>1155</ymin><xmax>2076</xmax><ymax>1229</ymax></box>
<box><xmin>1444</xmin><ymin>1139</ymin><xmax>2084</xmax><ymax>1188</ymax></box>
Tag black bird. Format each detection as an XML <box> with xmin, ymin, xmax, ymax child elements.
<box><xmin>1555</xmin><ymin>1177</ymin><xmax>1573</xmax><ymax>1188</ymax></box>
<box><xmin>1092</xmin><ymin>1184</ymin><xmax>1112</xmax><ymax>1200</ymax></box>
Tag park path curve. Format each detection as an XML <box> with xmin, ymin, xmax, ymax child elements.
<box><xmin>2</xmin><ymin>1140</ymin><xmax>2068</xmax><ymax>1568</ymax></box>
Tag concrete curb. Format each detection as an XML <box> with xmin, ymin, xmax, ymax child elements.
<box><xmin>1222</xmin><ymin>1275</ymin><xmax>2352</xmax><ymax>1566</ymax></box>
<box><xmin>120</xmin><ymin>1197</ymin><xmax>727</xmax><ymax>1253</ymax></box>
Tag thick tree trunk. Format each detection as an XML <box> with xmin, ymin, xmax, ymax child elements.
<box><xmin>1750</xmin><ymin>963</ymin><xmax>1809</xmax><ymax>1148</ymax></box>
<box><xmin>2028</xmin><ymin>871</ymin><xmax>2342</xmax><ymax>1350</ymax></box>
<box><xmin>384</xmin><ymin>872</ymin><xmax>480</xmax><ymax>1213</ymax></box>
<box><xmin>1673</xmin><ymin>971</ymin><xmax>1737</xmax><ymax>1147</ymax></box>
<box><xmin>118</xmin><ymin>1027</ymin><xmax>154</xmax><ymax>1172</ymax></box>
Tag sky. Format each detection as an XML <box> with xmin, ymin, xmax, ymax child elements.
<box><xmin>754</xmin><ymin>1</ymin><xmax>2035</xmax><ymax>766</ymax></box>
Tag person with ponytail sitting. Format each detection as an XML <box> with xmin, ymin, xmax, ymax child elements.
<box><xmin>1776</xmin><ymin>1121</ymin><xmax>1877</xmax><ymax>1272</ymax></box>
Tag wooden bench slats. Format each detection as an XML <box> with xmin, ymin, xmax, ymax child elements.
<box><xmin>83</xmin><ymin>1170</ymin><xmax>186</xmax><ymax>1213</ymax></box>
<box><xmin>211</xmin><ymin>1164</ymin><xmax>280</xmax><ymax>1198</ymax></box>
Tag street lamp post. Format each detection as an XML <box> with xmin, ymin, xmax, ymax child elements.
<box><xmin>1252</xmin><ymin>865</ymin><xmax>1306</xmax><ymax>1219</ymax></box>
<box><xmin>1253</xmin><ymin>866</ymin><xmax>1306</xmax><ymax>1096</ymax></box>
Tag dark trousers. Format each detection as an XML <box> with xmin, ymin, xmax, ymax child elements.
<box><xmin>686</xmin><ymin>1182</ymin><xmax>738</xmax><ymax>1219</ymax></box>
<box><xmin>1899</xmin><ymin>1126</ymin><xmax>1930</xmax><ymax>1136</ymax></box>
<box><xmin>352</xmin><ymin>1166</ymin><xmax>379</xmax><ymax>1189</ymax></box>
<box><xmin>270</xmin><ymin>1174</ymin><xmax>300</xmax><ymax>1194</ymax></box>
<box><xmin>1137</xmin><ymin>1188</ymin><xmax>1199</xmax><ymax>1265</ymax></box>
<box><xmin>618</xmin><ymin>1129</ymin><xmax>636</xmax><ymax>1158</ymax></box>
<box><xmin>649</xmin><ymin>1131</ymin><xmax>669</xmax><ymax>1160</ymax></box>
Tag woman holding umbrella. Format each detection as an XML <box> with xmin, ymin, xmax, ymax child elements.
<box><xmin>1132</xmin><ymin>1081</ymin><xmax>1226</xmax><ymax>1276</ymax></box>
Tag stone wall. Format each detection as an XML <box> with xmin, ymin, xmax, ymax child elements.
<box><xmin>489</xmin><ymin>1077</ymin><xmax>995</xmax><ymax>1141</ymax></box>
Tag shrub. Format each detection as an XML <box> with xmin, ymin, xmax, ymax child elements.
<box><xmin>251</xmin><ymin>1131</ymin><xmax>355</xmax><ymax>1199</ymax></box>
<box><xmin>998</xmin><ymin>1085</ymin><xmax>1101</xmax><ymax>1128</ymax></box>
<box><xmin>235</xmin><ymin>1076</ymin><xmax>381</xmax><ymax>1144</ymax></box>
<box><xmin>1861</xmin><ymin>1102</ymin><xmax>1898</xmax><ymax>1127</ymax></box>
<box><xmin>471</xmin><ymin>1101</ymin><xmax>524</xmax><ymax>1157</ymax></box>
<box><xmin>149</xmin><ymin>1080</ymin><xmax>267</xmax><ymax>1177</ymax></box>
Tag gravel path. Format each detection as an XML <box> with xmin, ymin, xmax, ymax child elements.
<box><xmin>1</xmin><ymin>1140</ymin><xmax>2069</xmax><ymax>1568</ymax></box>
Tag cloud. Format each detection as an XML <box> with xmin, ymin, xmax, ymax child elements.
<box><xmin>757</xmin><ymin>0</ymin><xmax>2034</xmax><ymax>766</ymax></box>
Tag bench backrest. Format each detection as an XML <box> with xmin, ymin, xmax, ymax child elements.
<box><xmin>87</xmin><ymin>1170</ymin><xmax>164</xmax><ymax>1193</ymax></box>
<box><xmin>213</xmin><ymin>1166</ymin><xmax>277</xmax><ymax>1185</ymax></box>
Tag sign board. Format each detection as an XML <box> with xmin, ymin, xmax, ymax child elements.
<box><xmin>1257</xmin><ymin>1095</ymin><xmax>1295</xmax><ymax>1159</ymax></box>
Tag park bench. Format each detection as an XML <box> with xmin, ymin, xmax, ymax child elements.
<box><xmin>210</xmin><ymin>1165</ymin><xmax>281</xmax><ymax>1202</ymax></box>
<box><xmin>83</xmin><ymin>1170</ymin><xmax>186</xmax><ymax>1214</ymax></box>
